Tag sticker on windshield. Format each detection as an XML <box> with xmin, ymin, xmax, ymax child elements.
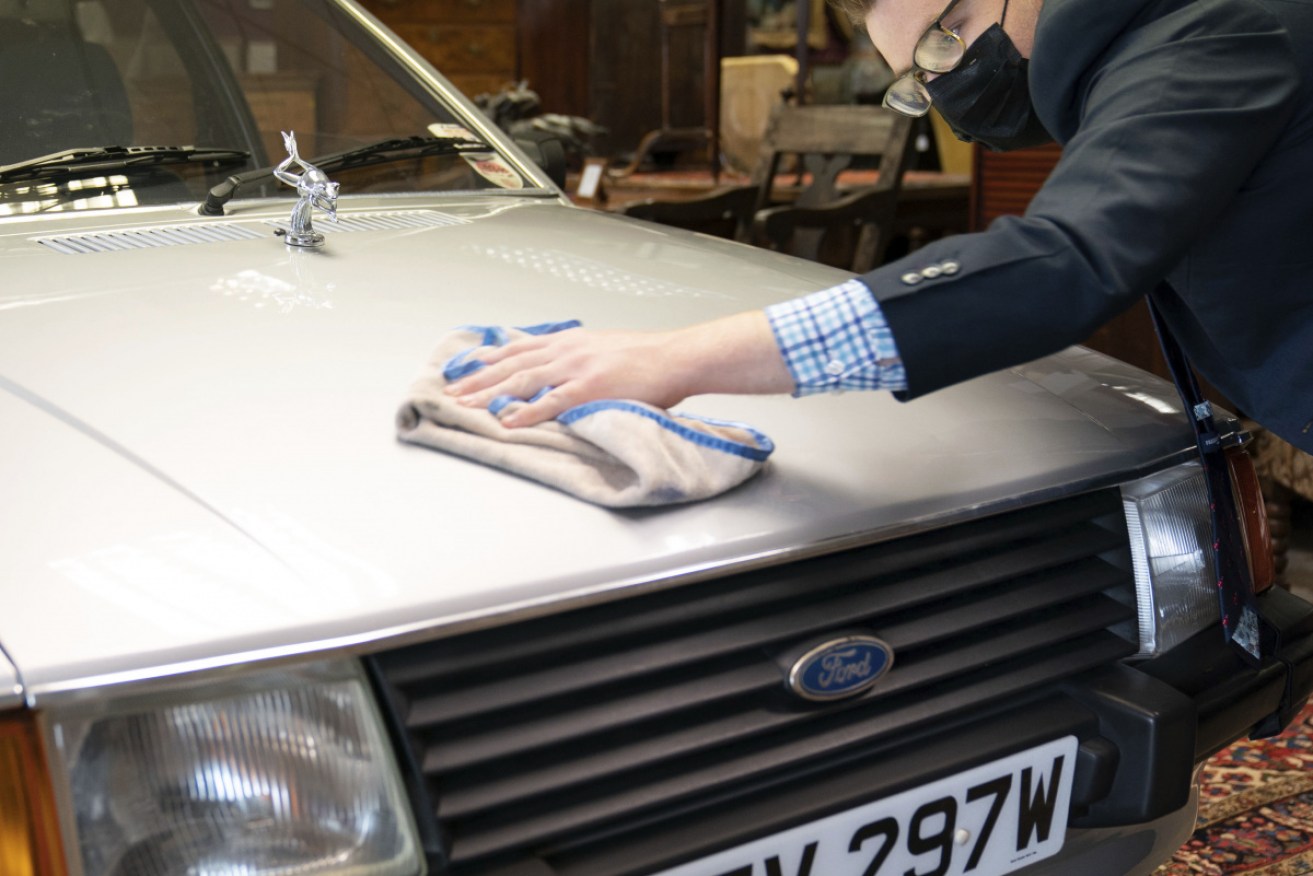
<box><xmin>427</xmin><ymin>123</ymin><xmax>481</xmax><ymax>143</ymax></box>
<box><xmin>463</xmin><ymin>153</ymin><xmax>524</xmax><ymax>189</ymax></box>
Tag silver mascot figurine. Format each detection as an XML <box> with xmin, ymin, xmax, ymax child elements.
<box><xmin>274</xmin><ymin>130</ymin><xmax>339</xmax><ymax>247</ymax></box>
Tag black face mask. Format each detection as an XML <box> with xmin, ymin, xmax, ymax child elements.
<box><xmin>924</xmin><ymin>23</ymin><xmax>1053</xmax><ymax>152</ymax></box>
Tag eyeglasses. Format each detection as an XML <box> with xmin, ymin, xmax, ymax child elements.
<box><xmin>882</xmin><ymin>0</ymin><xmax>969</xmax><ymax>118</ymax></box>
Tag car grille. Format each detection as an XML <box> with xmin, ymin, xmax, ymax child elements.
<box><xmin>369</xmin><ymin>488</ymin><xmax>1137</xmax><ymax>875</ymax></box>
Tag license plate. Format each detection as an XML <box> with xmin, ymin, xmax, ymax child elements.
<box><xmin>649</xmin><ymin>736</ymin><xmax>1078</xmax><ymax>876</ymax></box>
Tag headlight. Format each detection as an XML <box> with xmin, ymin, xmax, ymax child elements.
<box><xmin>1121</xmin><ymin>461</ymin><xmax>1220</xmax><ymax>656</ymax></box>
<box><xmin>43</xmin><ymin>660</ymin><xmax>422</xmax><ymax>876</ymax></box>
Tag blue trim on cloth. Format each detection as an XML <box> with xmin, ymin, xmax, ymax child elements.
<box><xmin>487</xmin><ymin>387</ymin><xmax>554</xmax><ymax>415</ymax></box>
<box><xmin>488</xmin><ymin>394</ymin><xmax>518</xmax><ymax>415</ymax></box>
<box><xmin>443</xmin><ymin>349</ymin><xmax>486</xmax><ymax>381</ymax></box>
<box><xmin>518</xmin><ymin>320</ymin><xmax>581</xmax><ymax>335</ymax></box>
<box><xmin>557</xmin><ymin>401</ymin><xmax>775</xmax><ymax>462</ymax></box>
<box><xmin>452</xmin><ymin>324</ymin><xmax>511</xmax><ymax>347</ymax></box>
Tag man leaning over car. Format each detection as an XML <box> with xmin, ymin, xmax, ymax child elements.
<box><xmin>445</xmin><ymin>0</ymin><xmax>1313</xmax><ymax>457</ymax></box>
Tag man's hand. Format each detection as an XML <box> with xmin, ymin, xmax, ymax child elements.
<box><xmin>445</xmin><ymin>311</ymin><xmax>795</xmax><ymax>427</ymax></box>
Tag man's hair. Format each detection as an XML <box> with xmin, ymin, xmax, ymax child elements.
<box><xmin>828</xmin><ymin>0</ymin><xmax>873</xmax><ymax>24</ymax></box>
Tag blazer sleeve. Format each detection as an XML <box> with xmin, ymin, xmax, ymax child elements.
<box><xmin>860</xmin><ymin>0</ymin><xmax>1300</xmax><ymax>400</ymax></box>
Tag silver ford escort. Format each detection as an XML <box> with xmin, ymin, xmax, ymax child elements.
<box><xmin>3</xmin><ymin>2</ymin><xmax>1312</xmax><ymax>875</ymax></box>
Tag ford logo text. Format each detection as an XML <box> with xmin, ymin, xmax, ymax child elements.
<box><xmin>787</xmin><ymin>635</ymin><xmax>894</xmax><ymax>702</ymax></box>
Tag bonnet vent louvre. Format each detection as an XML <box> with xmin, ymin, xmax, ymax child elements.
<box><xmin>266</xmin><ymin>209</ymin><xmax>468</xmax><ymax>234</ymax></box>
<box><xmin>35</xmin><ymin>210</ymin><xmax>466</xmax><ymax>254</ymax></box>
<box><xmin>36</xmin><ymin>222</ymin><xmax>263</xmax><ymax>254</ymax></box>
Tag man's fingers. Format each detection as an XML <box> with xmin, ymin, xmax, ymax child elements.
<box><xmin>476</xmin><ymin>333</ymin><xmax>552</xmax><ymax>365</ymax></box>
<box><xmin>453</xmin><ymin>363</ymin><xmax>560</xmax><ymax>409</ymax></box>
<box><xmin>440</xmin><ymin>327</ymin><xmax>618</xmax><ymax>421</ymax></box>
<box><xmin>448</xmin><ymin>346</ymin><xmax>553</xmax><ymax>396</ymax></box>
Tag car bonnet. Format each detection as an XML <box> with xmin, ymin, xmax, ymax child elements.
<box><xmin>0</xmin><ymin>196</ymin><xmax>1194</xmax><ymax>701</ymax></box>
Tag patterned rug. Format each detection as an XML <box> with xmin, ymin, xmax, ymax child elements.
<box><xmin>1155</xmin><ymin>701</ymin><xmax>1313</xmax><ymax>874</ymax></box>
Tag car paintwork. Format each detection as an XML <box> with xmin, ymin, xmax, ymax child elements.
<box><xmin>0</xmin><ymin>193</ymin><xmax>1194</xmax><ymax>703</ymax></box>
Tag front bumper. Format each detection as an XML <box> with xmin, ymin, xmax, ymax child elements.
<box><xmin>1024</xmin><ymin>788</ymin><xmax>1199</xmax><ymax>876</ymax></box>
<box><xmin>1139</xmin><ymin>586</ymin><xmax>1313</xmax><ymax>758</ymax></box>
<box><xmin>1042</xmin><ymin>584</ymin><xmax>1313</xmax><ymax>837</ymax></box>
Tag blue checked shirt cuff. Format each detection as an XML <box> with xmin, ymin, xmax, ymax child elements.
<box><xmin>765</xmin><ymin>279</ymin><xmax>908</xmax><ymax>397</ymax></box>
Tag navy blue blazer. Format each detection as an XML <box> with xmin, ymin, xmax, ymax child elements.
<box><xmin>861</xmin><ymin>0</ymin><xmax>1313</xmax><ymax>453</ymax></box>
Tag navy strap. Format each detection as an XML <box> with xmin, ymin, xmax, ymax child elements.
<box><xmin>1147</xmin><ymin>289</ymin><xmax>1277</xmax><ymax>665</ymax></box>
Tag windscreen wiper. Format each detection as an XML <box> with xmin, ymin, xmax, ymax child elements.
<box><xmin>200</xmin><ymin>135</ymin><xmax>494</xmax><ymax>216</ymax></box>
<box><xmin>0</xmin><ymin>145</ymin><xmax>252</xmax><ymax>185</ymax></box>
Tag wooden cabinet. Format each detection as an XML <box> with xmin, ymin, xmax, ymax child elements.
<box><xmin>517</xmin><ymin>0</ymin><xmax>590</xmax><ymax>117</ymax></box>
<box><xmin>519</xmin><ymin>0</ymin><xmax>745</xmax><ymax>138</ymax></box>
<box><xmin>585</xmin><ymin>0</ymin><xmax>729</xmax><ymax>162</ymax></box>
<box><xmin>360</xmin><ymin>0</ymin><xmax>516</xmax><ymax>99</ymax></box>
<box><xmin>969</xmin><ymin>143</ymin><xmax>1062</xmax><ymax>230</ymax></box>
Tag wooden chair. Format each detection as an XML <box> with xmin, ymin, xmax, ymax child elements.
<box><xmin>621</xmin><ymin>186</ymin><xmax>759</xmax><ymax>240</ymax></box>
<box><xmin>620</xmin><ymin>103</ymin><xmax>915</xmax><ymax>271</ymax></box>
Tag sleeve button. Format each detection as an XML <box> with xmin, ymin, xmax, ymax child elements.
<box><xmin>940</xmin><ymin>260</ymin><xmax>961</xmax><ymax>275</ymax></box>
<box><xmin>900</xmin><ymin>272</ymin><xmax>924</xmax><ymax>286</ymax></box>
<box><xmin>921</xmin><ymin>265</ymin><xmax>942</xmax><ymax>279</ymax></box>
<box><xmin>825</xmin><ymin>360</ymin><xmax>846</xmax><ymax>376</ymax></box>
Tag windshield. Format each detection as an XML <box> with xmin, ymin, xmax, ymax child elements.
<box><xmin>0</xmin><ymin>0</ymin><xmax>530</xmax><ymax>215</ymax></box>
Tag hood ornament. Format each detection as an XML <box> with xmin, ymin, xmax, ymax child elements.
<box><xmin>273</xmin><ymin>130</ymin><xmax>338</xmax><ymax>248</ymax></box>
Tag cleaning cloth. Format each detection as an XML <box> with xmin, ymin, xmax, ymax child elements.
<box><xmin>396</xmin><ymin>321</ymin><xmax>774</xmax><ymax>508</ymax></box>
